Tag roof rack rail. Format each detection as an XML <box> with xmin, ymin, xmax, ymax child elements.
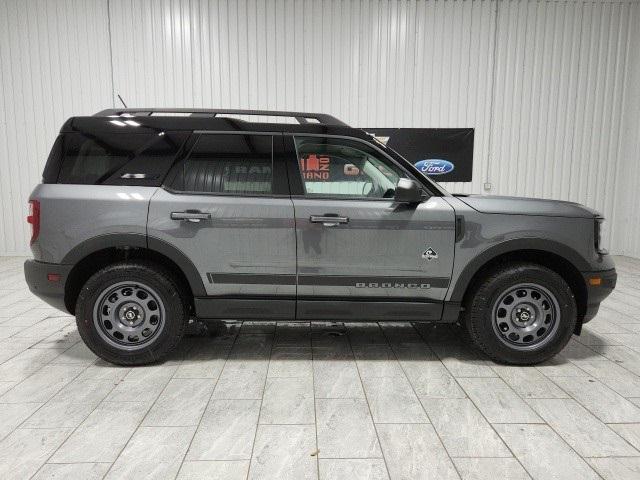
<box><xmin>94</xmin><ymin>108</ymin><xmax>348</xmax><ymax>126</ymax></box>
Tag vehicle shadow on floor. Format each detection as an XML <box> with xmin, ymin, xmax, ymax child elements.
<box><xmin>55</xmin><ymin>320</ymin><xmax>605</xmax><ymax>368</ymax></box>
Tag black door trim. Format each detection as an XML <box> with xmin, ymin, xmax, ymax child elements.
<box><xmin>206</xmin><ymin>273</ymin><xmax>297</xmax><ymax>285</ymax></box>
<box><xmin>298</xmin><ymin>275</ymin><xmax>450</xmax><ymax>288</ymax></box>
<box><xmin>205</xmin><ymin>272</ymin><xmax>450</xmax><ymax>289</ymax></box>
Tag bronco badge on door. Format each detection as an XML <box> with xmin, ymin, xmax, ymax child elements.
<box><xmin>422</xmin><ymin>248</ymin><xmax>438</xmax><ymax>261</ymax></box>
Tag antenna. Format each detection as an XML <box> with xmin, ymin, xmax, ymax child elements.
<box><xmin>117</xmin><ymin>94</ymin><xmax>128</xmax><ymax>108</ymax></box>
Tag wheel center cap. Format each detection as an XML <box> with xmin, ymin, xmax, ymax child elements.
<box><xmin>119</xmin><ymin>303</ymin><xmax>144</xmax><ymax>327</ymax></box>
<box><xmin>513</xmin><ymin>305</ymin><xmax>535</xmax><ymax>326</ymax></box>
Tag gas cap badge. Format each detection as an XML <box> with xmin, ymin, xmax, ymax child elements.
<box><xmin>422</xmin><ymin>248</ymin><xmax>438</xmax><ymax>261</ymax></box>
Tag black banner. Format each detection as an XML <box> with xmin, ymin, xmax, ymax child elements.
<box><xmin>364</xmin><ymin>128</ymin><xmax>474</xmax><ymax>182</ymax></box>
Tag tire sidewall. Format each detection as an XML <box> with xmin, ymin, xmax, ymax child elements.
<box><xmin>76</xmin><ymin>262</ymin><xmax>186</xmax><ymax>365</ymax></box>
<box><xmin>469</xmin><ymin>264</ymin><xmax>577</xmax><ymax>364</ymax></box>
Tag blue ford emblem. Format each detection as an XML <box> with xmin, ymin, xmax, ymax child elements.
<box><xmin>414</xmin><ymin>159</ymin><xmax>455</xmax><ymax>176</ymax></box>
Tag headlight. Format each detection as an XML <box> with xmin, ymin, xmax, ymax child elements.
<box><xmin>595</xmin><ymin>217</ymin><xmax>608</xmax><ymax>255</ymax></box>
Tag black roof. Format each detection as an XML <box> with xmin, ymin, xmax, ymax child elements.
<box><xmin>61</xmin><ymin>108</ymin><xmax>372</xmax><ymax>140</ymax></box>
<box><xmin>58</xmin><ymin>107</ymin><xmax>447</xmax><ymax>197</ymax></box>
<box><xmin>94</xmin><ymin>108</ymin><xmax>348</xmax><ymax>126</ymax></box>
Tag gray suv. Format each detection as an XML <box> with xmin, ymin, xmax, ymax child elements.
<box><xmin>24</xmin><ymin>108</ymin><xmax>616</xmax><ymax>365</ymax></box>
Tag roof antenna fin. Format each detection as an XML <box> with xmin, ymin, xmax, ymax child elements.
<box><xmin>117</xmin><ymin>94</ymin><xmax>128</xmax><ymax>108</ymax></box>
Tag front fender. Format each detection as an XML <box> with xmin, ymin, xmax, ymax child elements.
<box><xmin>447</xmin><ymin>237</ymin><xmax>591</xmax><ymax>303</ymax></box>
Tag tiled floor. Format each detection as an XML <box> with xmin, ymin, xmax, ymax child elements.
<box><xmin>0</xmin><ymin>256</ymin><xmax>640</xmax><ymax>479</ymax></box>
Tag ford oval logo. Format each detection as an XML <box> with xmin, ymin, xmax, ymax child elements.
<box><xmin>414</xmin><ymin>159</ymin><xmax>455</xmax><ymax>176</ymax></box>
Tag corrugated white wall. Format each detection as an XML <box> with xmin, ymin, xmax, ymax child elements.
<box><xmin>0</xmin><ymin>0</ymin><xmax>113</xmax><ymax>255</ymax></box>
<box><xmin>107</xmin><ymin>0</ymin><xmax>498</xmax><ymax>195</ymax></box>
<box><xmin>1</xmin><ymin>0</ymin><xmax>639</xmax><ymax>257</ymax></box>
<box><xmin>613</xmin><ymin>2</ymin><xmax>640</xmax><ymax>257</ymax></box>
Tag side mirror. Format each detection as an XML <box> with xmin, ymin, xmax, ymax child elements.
<box><xmin>394</xmin><ymin>178</ymin><xmax>423</xmax><ymax>204</ymax></box>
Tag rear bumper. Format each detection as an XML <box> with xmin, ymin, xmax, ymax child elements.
<box><xmin>581</xmin><ymin>268</ymin><xmax>617</xmax><ymax>323</ymax></box>
<box><xmin>24</xmin><ymin>260</ymin><xmax>73</xmax><ymax>314</ymax></box>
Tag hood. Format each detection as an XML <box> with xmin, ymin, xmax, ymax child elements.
<box><xmin>453</xmin><ymin>194</ymin><xmax>599</xmax><ymax>218</ymax></box>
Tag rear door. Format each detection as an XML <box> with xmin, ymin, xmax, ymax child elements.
<box><xmin>287</xmin><ymin>135</ymin><xmax>456</xmax><ymax>321</ymax></box>
<box><xmin>147</xmin><ymin>132</ymin><xmax>296</xmax><ymax>319</ymax></box>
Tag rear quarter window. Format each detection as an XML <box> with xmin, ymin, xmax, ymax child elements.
<box><xmin>52</xmin><ymin>132</ymin><xmax>189</xmax><ymax>186</ymax></box>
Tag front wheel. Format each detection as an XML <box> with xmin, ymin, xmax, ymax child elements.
<box><xmin>464</xmin><ymin>262</ymin><xmax>577</xmax><ymax>365</ymax></box>
<box><xmin>76</xmin><ymin>261</ymin><xmax>188</xmax><ymax>366</ymax></box>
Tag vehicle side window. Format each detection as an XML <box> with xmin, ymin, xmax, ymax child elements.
<box><xmin>293</xmin><ymin>136</ymin><xmax>410</xmax><ymax>199</ymax></box>
<box><xmin>56</xmin><ymin>132</ymin><xmax>188</xmax><ymax>186</ymax></box>
<box><xmin>170</xmin><ymin>134</ymin><xmax>273</xmax><ymax>195</ymax></box>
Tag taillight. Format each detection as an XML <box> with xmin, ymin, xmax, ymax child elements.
<box><xmin>27</xmin><ymin>200</ymin><xmax>40</xmax><ymax>245</ymax></box>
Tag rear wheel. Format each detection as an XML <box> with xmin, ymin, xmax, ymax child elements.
<box><xmin>464</xmin><ymin>262</ymin><xmax>576</xmax><ymax>365</ymax></box>
<box><xmin>76</xmin><ymin>261</ymin><xmax>188</xmax><ymax>365</ymax></box>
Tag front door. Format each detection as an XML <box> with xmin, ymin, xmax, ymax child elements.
<box><xmin>288</xmin><ymin>135</ymin><xmax>456</xmax><ymax>321</ymax></box>
<box><xmin>147</xmin><ymin>133</ymin><xmax>296</xmax><ymax>319</ymax></box>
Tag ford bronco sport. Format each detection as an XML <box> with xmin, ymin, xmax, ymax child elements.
<box><xmin>24</xmin><ymin>108</ymin><xmax>616</xmax><ymax>365</ymax></box>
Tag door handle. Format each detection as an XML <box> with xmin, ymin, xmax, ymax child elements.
<box><xmin>309</xmin><ymin>215</ymin><xmax>349</xmax><ymax>227</ymax></box>
<box><xmin>170</xmin><ymin>211</ymin><xmax>212</xmax><ymax>223</ymax></box>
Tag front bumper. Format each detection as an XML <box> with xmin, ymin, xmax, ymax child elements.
<box><xmin>24</xmin><ymin>260</ymin><xmax>73</xmax><ymax>313</ymax></box>
<box><xmin>581</xmin><ymin>267</ymin><xmax>617</xmax><ymax>323</ymax></box>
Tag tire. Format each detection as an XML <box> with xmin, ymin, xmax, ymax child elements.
<box><xmin>76</xmin><ymin>261</ymin><xmax>189</xmax><ymax>366</ymax></box>
<box><xmin>463</xmin><ymin>262</ymin><xmax>576</xmax><ymax>365</ymax></box>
